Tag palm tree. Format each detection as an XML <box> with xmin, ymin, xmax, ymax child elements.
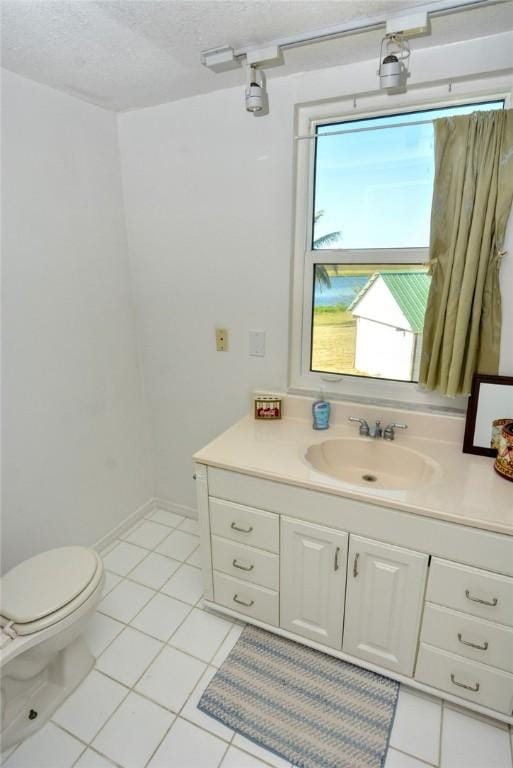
<box><xmin>313</xmin><ymin>211</ymin><xmax>341</xmax><ymax>289</ymax></box>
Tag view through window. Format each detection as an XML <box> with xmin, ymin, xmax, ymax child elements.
<box><xmin>310</xmin><ymin>99</ymin><xmax>504</xmax><ymax>382</ymax></box>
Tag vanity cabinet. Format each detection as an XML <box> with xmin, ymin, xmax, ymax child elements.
<box><xmin>280</xmin><ymin>517</ymin><xmax>348</xmax><ymax>649</ymax></box>
<box><xmin>195</xmin><ymin>465</ymin><xmax>513</xmax><ymax>724</ymax></box>
<box><xmin>342</xmin><ymin>536</ymin><xmax>428</xmax><ymax>675</ymax></box>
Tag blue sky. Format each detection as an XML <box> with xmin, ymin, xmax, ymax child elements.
<box><xmin>313</xmin><ymin>100</ymin><xmax>503</xmax><ymax>250</ymax></box>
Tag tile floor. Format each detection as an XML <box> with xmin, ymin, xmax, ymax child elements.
<box><xmin>2</xmin><ymin>509</ymin><xmax>513</xmax><ymax>768</ymax></box>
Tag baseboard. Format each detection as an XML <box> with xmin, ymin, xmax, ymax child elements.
<box><xmin>93</xmin><ymin>498</ymin><xmax>156</xmax><ymax>553</ymax></box>
<box><xmin>153</xmin><ymin>497</ymin><xmax>197</xmax><ymax>520</ymax></box>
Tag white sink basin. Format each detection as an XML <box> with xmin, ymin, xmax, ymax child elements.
<box><xmin>306</xmin><ymin>437</ymin><xmax>441</xmax><ymax>490</ymax></box>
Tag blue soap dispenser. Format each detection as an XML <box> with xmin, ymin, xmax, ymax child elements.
<box><xmin>312</xmin><ymin>386</ymin><xmax>330</xmax><ymax>430</ymax></box>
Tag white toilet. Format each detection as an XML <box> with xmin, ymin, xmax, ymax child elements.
<box><xmin>0</xmin><ymin>546</ymin><xmax>104</xmax><ymax>749</ymax></box>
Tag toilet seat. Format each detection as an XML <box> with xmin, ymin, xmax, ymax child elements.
<box><xmin>0</xmin><ymin>547</ymin><xmax>103</xmax><ymax>637</ymax></box>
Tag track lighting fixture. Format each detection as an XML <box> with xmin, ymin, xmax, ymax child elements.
<box><xmin>245</xmin><ymin>64</ymin><xmax>264</xmax><ymax>113</ymax></box>
<box><xmin>378</xmin><ymin>34</ymin><xmax>411</xmax><ymax>92</ymax></box>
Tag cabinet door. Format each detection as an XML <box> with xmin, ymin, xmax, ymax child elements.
<box><xmin>280</xmin><ymin>517</ymin><xmax>348</xmax><ymax>649</ymax></box>
<box><xmin>343</xmin><ymin>536</ymin><xmax>428</xmax><ymax>676</ymax></box>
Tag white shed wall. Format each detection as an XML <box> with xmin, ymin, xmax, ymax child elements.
<box><xmin>354</xmin><ymin>318</ymin><xmax>415</xmax><ymax>380</ymax></box>
<box><xmin>352</xmin><ymin>278</ymin><xmax>412</xmax><ymax>331</ymax></box>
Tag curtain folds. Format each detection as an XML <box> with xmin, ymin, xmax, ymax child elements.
<box><xmin>419</xmin><ymin>109</ymin><xmax>513</xmax><ymax>397</ymax></box>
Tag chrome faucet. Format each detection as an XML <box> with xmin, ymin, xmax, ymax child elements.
<box><xmin>348</xmin><ymin>417</ymin><xmax>382</xmax><ymax>438</ymax></box>
<box><xmin>383</xmin><ymin>422</ymin><xmax>408</xmax><ymax>440</ymax></box>
<box><xmin>349</xmin><ymin>417</ymin><xmax>408</xmax><ymax>440</ymax></box>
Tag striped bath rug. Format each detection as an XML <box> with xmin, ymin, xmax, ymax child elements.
<box><xmin>198</xmin><ymin>625</ymin><xmax>399</xmax><ymax>768</ymax></box>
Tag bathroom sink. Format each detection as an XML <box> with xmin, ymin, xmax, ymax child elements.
<box><xmin>306</xmin><ymin>437</ymin><xmax>440</xmax><ymax>490</ymax></box>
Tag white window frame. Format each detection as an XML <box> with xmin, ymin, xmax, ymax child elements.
<box><xmin>289</xmin><ymin>75</ymin><xmax>512</xmax><ymax>410</ymax></box>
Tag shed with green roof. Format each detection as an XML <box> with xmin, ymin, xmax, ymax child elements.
<box><xmin>348</xmin><ymin>270</ymin><xmax>431</xmax><ymax>381</ymax></box>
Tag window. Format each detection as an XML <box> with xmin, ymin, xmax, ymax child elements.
<box><xmin>290</xmin><ymin>84</ymin><xmax>508</xmax><ymax>404</ymax></box>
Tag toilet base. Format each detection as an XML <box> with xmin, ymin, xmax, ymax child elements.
<box><xmin>1</xmin><ymin>636</ymin><xmax>94</xmax><ymax>750</ymax></box>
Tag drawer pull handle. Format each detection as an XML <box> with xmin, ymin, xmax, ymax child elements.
<box><xmin>353</xmin><ymin>553</ymin><xmax>360</xmax><ymax>578</ymax></box>
<box><xmin>457</xmin><ymin>633</ymin><xmax>488</xmax><ymax>651</ymax></box>
<box><xmin>231</xmin><ymin>522</ymin><xmax>254</xmax><ymax>534</ymax></box>
<box><xmin>233</xmin><ymin>559</ymin><xmax>254</xmax><ymax>572</ymax></box>
<box><xmin>465</xmin><ymin>590</ymin><xmax>498</xmax><ymax>607</ymax></box>
<box><xmin>233</xmin><ymin>594</ymin><xmax>254</xmax><ymax>607</ymax></box>
<box><xmin>450</xmin><ymin>673</ymin><xmax>480</xmax><ymax>693</ymax></box>
<box><xmin>334</xmin><ymin>547</ymin><xmax>340</xmax><ymax>572</ymax></box>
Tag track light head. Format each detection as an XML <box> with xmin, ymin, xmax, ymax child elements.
<box><xmin>245</xmin><ymin>65</ymin><xmax>264</xmax><ymax>113</ymax></box>
<box><xmin>378</xmin><ymin>34</ymin><xmax>410</xmax><ymax>92</ymax></box>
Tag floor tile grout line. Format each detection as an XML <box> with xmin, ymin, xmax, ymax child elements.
<box><xmin>105</xmin><ymin>526</ymin><xmax>200</xmax><ymax>580</ymax></box>
<box><xmin>106</xmin><ymin>520</ymin><xmax>197</xmax><ymax>572</ymax></box>
<box><xmin>124</xmin><ymin>559</ymin><xmax>202</xmax><ymax>597</ymax></box>
<box><xmin>141</xmin><ymin>714</ymin><xmax>177</xmax><ymax>768</ymax></box>
<box><xmin>75</xmin><ymin>662</ymin><xmax>439</xmax><ymax>768</ymax></box>
<box><xmin>51</xmin><ymin>677</ymin><xmax>132</xmax><ymax>759</ymax></box>
<box><xmin>97</xmin><ymin>536</ymin><xmax>202</xmax><ymax>633</ymax></box>
<box><xmin>216</xmin><ymin>739</ymin><xmax>231</xmax><ymax>768</ymax></box>
<box><xmin>390</xmin><ymin>744</ymin><xmax>439</xmax><ymax>767</ymax></box>
<box><xmin>97</xmin><ymin>531</ymin><xmax>225</xmax><ymax>667</ymax></box>
<box><xmin>61</xmin><ymin>663</ymin><xmax>235</xmax><ymax>767</ymax></box>
<box><xmin>97</xmin><ymin>565</ymin><xmax>210</xmax><ymax>651</ymax></box>
<box><xmin>94</xmin><ymin>600</ymin><xmax>234</xmax><ymax>670</ymax></box>
<box><xmin>439</xmin><ymin>700</ymin><xmax>445</xmax><ymax>768</ymax></box>
<box><xmin>50</xmin><ymin>557</ymin><xmax>233</xmax><ymax>764</ymax></box>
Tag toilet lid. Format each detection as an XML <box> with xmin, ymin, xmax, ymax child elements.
<box><xmin>0</xmin><ymin>547</ymin><xmax>99</xmax><ymax>625</ymax></box>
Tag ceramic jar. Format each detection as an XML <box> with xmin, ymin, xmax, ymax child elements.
<box><xmin>494</xmin><ymin>422</ymin><xmax>513</xmax><ymax>482</ymax></box>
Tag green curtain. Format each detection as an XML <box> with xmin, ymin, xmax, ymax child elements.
<box><xmin>419</xmin><ymin>109</ymin><xmax>513</xmax><ymax>396</ymax></box>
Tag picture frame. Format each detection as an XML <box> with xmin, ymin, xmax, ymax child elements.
<box><xmin>463</xmin><ymin>373</ymin><xmax>513</xmax><ymax>456</ymax></box>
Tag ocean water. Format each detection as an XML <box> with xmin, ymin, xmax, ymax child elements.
<box><xmin>314</xmin><ymin>274</ymin><xmax>369</xmax><ymax>308</ymax></box>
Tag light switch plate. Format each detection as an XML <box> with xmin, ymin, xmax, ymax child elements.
<box><xmin>249</xmin><ymin>330</ymin><xmax>265</xmax><ymax>357</ymax></box>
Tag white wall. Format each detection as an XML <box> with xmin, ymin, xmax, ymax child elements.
<box><xmin>2</xmin><ymin>69</ymin><xmax>153</xmax><ymax>571</ymax></box>
<box><xmin>118</xmin><ymin>31</ymin><xmax>513</xmax><ymax>514</ymax></box>
<box><xmin>118</xmin><ymin>81</ymin><xmax>293</xmax><ymax>510</ymax></box>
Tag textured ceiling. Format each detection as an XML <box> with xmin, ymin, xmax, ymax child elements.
<box><xmin>2</xmin><ymin>0</ymin><xmax>512</xmax><ymax>111</ymax></box>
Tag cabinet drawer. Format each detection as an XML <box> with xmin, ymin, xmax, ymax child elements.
<box><xmin>211</xmin><ymin>536</ymin><xmax>279</xmax><ymax>590</ymax></box>
<box><xmin>415</xmin><ymin>644</ymin><xmax>513</xmax><ymax>715</ymax></box>
<box><xmin>213</xmin><ymin>572</ymin><xmax>278</xmax><ymax>626</ymax></box>
<box><xmin>209</xmin><ymin>498</ymin><xmax>278</xmax><ymax>553</ymax></box>
<box><xmin>421</xmin><ymin>603</ymin><xmax>513</xmax><ymax>673</ymax></box>
<box><xmin>427</xmin><ymin>559</ymin><xmax>513</xmax><ymax>627</ymax></box>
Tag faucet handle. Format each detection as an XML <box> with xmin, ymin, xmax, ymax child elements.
<box><xmin>383</xmin><ymin>422</ymin><xmax>408</xmax><ymax>440</ymax></box>
<box><xmin>348</xmin><ymin>417</ymin><xmax>370</xmax><ymax>436</ymax></box>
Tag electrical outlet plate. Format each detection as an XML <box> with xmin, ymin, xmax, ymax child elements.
<box><xmin>216</xmin><ymin>328</ymin><xmax>228</xmax><ymax>351</ymax></box>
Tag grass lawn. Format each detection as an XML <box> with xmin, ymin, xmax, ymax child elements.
<box><xmin>311</xmin><ymin>308</ymin><xmax>356</xmax><ymax>374</ymax></box>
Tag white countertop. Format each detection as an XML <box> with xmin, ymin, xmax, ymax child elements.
<box><xmin>193</xmin><ymin>396</ymin><xmax>513</xmax><ymax>536</ymax></box>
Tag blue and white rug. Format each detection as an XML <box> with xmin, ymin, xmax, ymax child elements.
<box><xmin>199</xmin><ymin>625</ymin><xmax>399</xmax><ymax>768</ymax></box>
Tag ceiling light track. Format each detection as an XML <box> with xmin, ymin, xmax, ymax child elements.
<box><xmin>231</xmin><ymin>0</ymin><xmax>497</xmax><ymax>61</ymax></box>
<box><xmin>200</xmin><ymin>0</ymin><xmax>502</xmax><ymax>115</ymax></box>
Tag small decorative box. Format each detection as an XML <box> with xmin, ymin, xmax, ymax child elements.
<box><xmin>254</xmin><ymin>396</ymin><xmax>282</xmax><ymax>420</ymax></box>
